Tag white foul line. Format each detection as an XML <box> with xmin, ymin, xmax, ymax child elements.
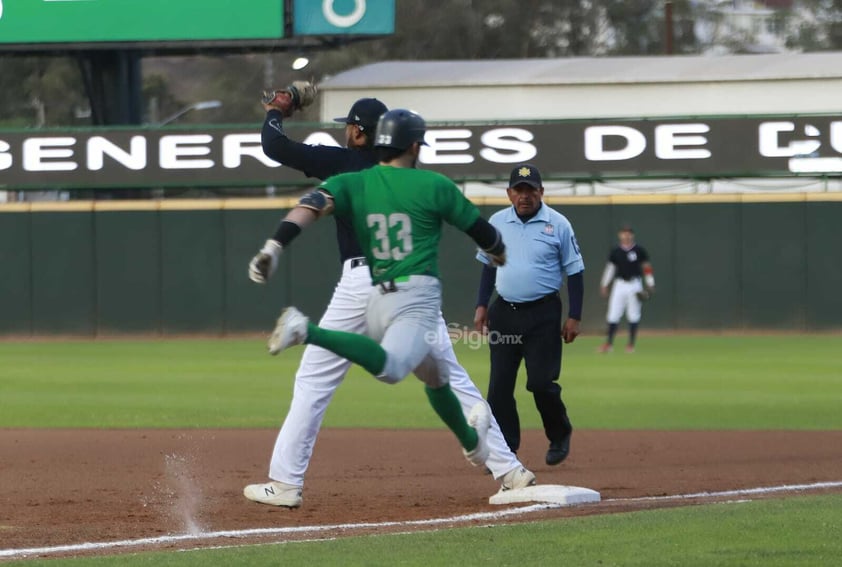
<box><xmin>0</xmin><ymin>504</ymin><xmax>553</xmax><ymax>559</ymax></box>
<box><xmin>603</xmin><ymin>480</ymin><xmax>842</xmax><ymax>503</ymax></box>
<box><xmin>2</xmin><ymin>481</ymin><xmax>841</xmax><ymax>559</ymax></box>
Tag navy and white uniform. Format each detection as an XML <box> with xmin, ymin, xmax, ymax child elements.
<box><xmin>605</xmin><ymin>244</ymin><xmax>650</xmax><ymax>324</ymax></box>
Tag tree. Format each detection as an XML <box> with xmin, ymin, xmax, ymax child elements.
<box><xmin>604</xmin><ymin>0</ymin><xmax>663</xmax><ymax>54</ymax></box>
<box><xmin>0</xmin><ymin>56</ymin><xmax>86</xmax><ymax>127</ymax></box>
<box><xmin>317</xmin><ymin>0</ymin><xmax>613</xmax><ymax>67</ymax></box>
<box><xmin>786</xmin><ymin>0</ymin><xmax>842</xmax><ymax>50</ymax></box>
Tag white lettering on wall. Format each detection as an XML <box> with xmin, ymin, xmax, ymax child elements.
<box><xmin>421</xmin><ymin>129</ymin><xmax>474</xmax><ymax>165</ymax></box>
<box><xmin>479</xmin><ymin>128</ymin><xmax>537</xmax><ymax>163</ymax></box>
<box><xmin>159</xmin><ymin>135</ymin><xmax>214</xmax><ymax>169</ymax></box>
<box><xmin>302</xmin><ymin>132</ymin><xmax>342</xmax><ymax>147</ymax></box>
<box><xmin>758</xmin><ymin>122</ymin><xmax>821</xmax><ymax>157</ymax></box>
<box><xmin>584</xmin><ymin>126</ymin><xmax>646</xmax><ymax>161</ymax></box>
<box><xmin>23</xmin><ymin>137</ymin><xmax>77</xmax><ymax>172</ymax></box>
<box><xmin>0</xmin><ymin>140</ymin><xmax>11</xmax><ymax>170</ymax></box>
<box><xmin>87</xmin><ymin>136</ymin><xmax>146</xmax><ymax>170</ymax></box>
<box><xmin>654</xmin><ymin>124</ymin><xmax>711</xmax><ymax>159</ymax></box>
<box><xmin>830</xmin><ymin>122</ymin><xmax>842</xmax><ymax>153</ymax></box>
<box><xmin>222</xmin><ymin>134</ymin><xmax>279</xmax><ymax>168</ymax></box>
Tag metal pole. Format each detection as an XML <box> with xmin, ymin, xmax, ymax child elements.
<box><xmin>665</xmin><ymin>1</ymin><xmax>674</xmax><ymax>55</ymax></box>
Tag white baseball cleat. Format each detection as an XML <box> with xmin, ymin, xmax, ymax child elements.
<box><xmin>498</xmin><ymin>466</ymin><xmax>537</xmax><ymax>491</ymax></box>
<box><xmin>243</xmin><ymin>480</ymin><xmax>303</xmax><ymax>508</ymax></box>
<box><xmin>268</xmin><ymin>307</ymin><xmax>309</xmax><ymax>355</ymax></box>
<box><xmin>463</xmin><ymin>402</ymin><xmax>491</xmax><ymax>467</ymax></box>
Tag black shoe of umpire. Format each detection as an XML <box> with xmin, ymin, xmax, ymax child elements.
<box><xmin>546</xmin><ymin>423</ymin><xmax>573</xmax><ymax>466</ymax></box>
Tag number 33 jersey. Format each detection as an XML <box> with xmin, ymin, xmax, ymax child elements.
<box><xmin>322</xmin><ymin>165</ymin><xmax>480</xmax><ymax>284</ymax></box>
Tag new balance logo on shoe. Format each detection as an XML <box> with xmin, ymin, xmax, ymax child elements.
<box><xmin>244</xmin><ymin>481</ymin><xmax>303</xmax><ymax>507</ymax></box>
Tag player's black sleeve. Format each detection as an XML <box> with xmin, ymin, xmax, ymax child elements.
<box><xmin>262</xmin><ymin>110</ymin><xmax>362</xmax><ymax>180</ymax></box>
<box><xmin>262</xmin><ymin>110</ymin><xmax>373</xmax><ymax>262</ymax></box>
<box><xmin>566</xmin><ymin>271</ymin><xmax>584</xmax><ymax>320</ymax></box>
<box><xmin>476</xmin><ymin>264</ymin><xmax>497</xmax><ymax>308</ymax></box>
<box><xmin>272</xmin><ymin>220</ymin><xmax>302</xmax><ymax>247</ymax></box>
<box><xmin>465</xmin><ymin>217</ymin><xmax>504</xmax><ymax>256</ymax></box>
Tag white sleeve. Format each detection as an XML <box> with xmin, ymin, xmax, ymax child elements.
<box><xmin>600</xmin><ymin>262</ymin><xmax>616</xmax><ymax>287</ymax></box>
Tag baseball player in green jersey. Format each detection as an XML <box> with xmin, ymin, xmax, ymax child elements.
<box><xmin>254</xmin><ymin>109</ymin><xmax>507</xmax><ymax>472</ymax></box>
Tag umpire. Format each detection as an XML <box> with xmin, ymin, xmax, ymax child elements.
<box><xmin>474</xmin><ymin>164</ymin><xmax>585</xmax><ymax>466</ymax></box>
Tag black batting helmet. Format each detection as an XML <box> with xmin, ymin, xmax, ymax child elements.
<box><xmin>374</xmin><ymin>109</ymin><xmax>428</xmax><ymax>150</ymax></box>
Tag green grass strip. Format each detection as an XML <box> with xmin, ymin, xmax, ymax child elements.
<box><xmin>6</xmin><ymin>493</ymin><xmax>841</xmax><ymax>566</ymax></box>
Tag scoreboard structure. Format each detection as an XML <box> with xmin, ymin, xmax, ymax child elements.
<box><xmin>0</xmin><ymin>0</ymin><xmax>394</xmax><ymax>51</ymax></box>
<box><xmin>0</xmin><ymin>0</ymin><xmax>395</xmax><ymax>125</ymax></box>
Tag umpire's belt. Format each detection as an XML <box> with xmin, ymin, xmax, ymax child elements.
<box><xmin>499</xmin><ymin>291</ymin><xmax>558</xmax><ymax>310</ymax></box>
<box><xmin>377</xmin><ymin>275</ymin><xmax>411</xmax><ymax>294</ymax></box>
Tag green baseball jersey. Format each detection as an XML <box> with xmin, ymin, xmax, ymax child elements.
<box><xmin>322</xmin><ymin>165</ymin><xmax>480</xmax><ymax>283</ymax></box>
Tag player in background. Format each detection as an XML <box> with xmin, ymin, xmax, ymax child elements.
<box><xmin>599</xmin><ymin>225</ymin><xmax>656</xmax><ymax>353</ymax></box>
<box><xmin>245</xmin><ymin>87</ymin><xmax>535</xmax><ymax>508</ymax></box>
<box><xmin>249</xmin><ymin>109</ymin><xmax>511</xmax><ymax>503</ymax></box>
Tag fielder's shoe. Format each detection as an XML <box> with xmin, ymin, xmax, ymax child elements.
<box><xmin>243</xmin><ymin>480</ymin><xmax>302</xmax><ymax>508</ymax></box>
<box><xmin>499</xmin><ymin>466</ymin><xmax>537</xmax><ymax>491</ymax></box>
<box><xmin>463</xmin><ymin>402</ymin><xmax>491</xmax><ymax>467</ymax></box>
<box><xmin>598</xmin><ymin>343</ymin><xmax>613</xmax><ymax>353</ymax></box>
<box><xmin>625</xmin><ymin>344</ymin><xmax>636</xmax><ymax>354</ymax></box>
<box><xmin>268</xmin><ymin>307</ymin><xmax>309</xmax><ymax>355</ymax></box>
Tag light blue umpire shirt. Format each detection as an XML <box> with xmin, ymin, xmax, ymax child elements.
<box><xmin>476</xmin><ymin>202</ymin><xmax>585</xmax><ymax>303</ymax></box>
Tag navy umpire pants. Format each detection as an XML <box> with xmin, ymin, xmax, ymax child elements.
<box><xmin>486</xmin><ymin>292</ymin><xmax>571</xmax><ymax>453</ymax></box>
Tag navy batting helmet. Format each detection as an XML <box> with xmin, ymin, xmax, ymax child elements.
<box><xmin>374</xmin><ymin>109</ymin><xmax>428</xmax><ymax>150</ymax></box>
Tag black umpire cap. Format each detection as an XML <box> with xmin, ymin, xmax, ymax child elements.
<box><xmin>333</xmin><ymin>98</ymin><xmax>388</xmax><ymax>132</ymax></box>
<box><xmin>509</xmin><ymin>164</ymin><xmax>543</xmax><ymax>189</ymax></box>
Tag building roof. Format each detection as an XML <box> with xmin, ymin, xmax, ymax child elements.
<box><xmin>321</xmin><ymin>52</ymin><xmax>842</xmax><ymax>89</ymax></box>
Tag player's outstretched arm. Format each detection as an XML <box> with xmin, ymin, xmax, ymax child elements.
<box><xmin>248</xmin><ymin>190</ymin><xmax>334</xmax><ymax>284</ymax></box>
<box><xmin>466</xmin><ymin>217</ymin><xmax>506</xmax><ymax>267</ymax></box>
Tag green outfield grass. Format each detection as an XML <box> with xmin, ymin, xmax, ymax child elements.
<box><xmin>0</xmin><ymin>335</ymin><xmax>840</xmax><ymax>429</ymax></box>
<box><xmin>6</xmin><ymin>493</ymin><xmax>841</xmax><ymax>566</ymax></box>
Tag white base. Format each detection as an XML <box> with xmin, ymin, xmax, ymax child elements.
<box><xmin>489</xmin><ymin>484</ymin><xmax>601</xmax><ymax>506</ymax></box>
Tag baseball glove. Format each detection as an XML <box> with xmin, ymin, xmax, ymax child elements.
<box><xmin>261</xmin><ymin>81</ymin><xmax>318</xmax><ymax>117</ymax></box>
<box><xmin>636</xmin><ymin>289</ymin><xmax>651</xmax><ymax>302</ymax></box>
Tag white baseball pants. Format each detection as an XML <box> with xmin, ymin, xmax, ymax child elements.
<box><xmin>366</xmin><ymin>275</ymin><xmax>444</xmax><ymax>385</ymax></box>
<box><xmin>268</xmin><ymin>259</ymin><xmax>522</xmax><ymax>486</ymax></box>
<box><xmin>606</xmin><ymin>277</ymin><xmax>644</xmax><ymax>324</ymax></box>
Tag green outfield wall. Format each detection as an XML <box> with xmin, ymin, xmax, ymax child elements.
<box><xmin>1</xmin><ymin>195</ymin><xmax>840</xmax><ymax>337</ymax></box>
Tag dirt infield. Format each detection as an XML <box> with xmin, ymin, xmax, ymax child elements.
<box><xmin>2</xmin><ymin>429</ymin><xmax>842</xmax><ymax>559</ymax></box>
